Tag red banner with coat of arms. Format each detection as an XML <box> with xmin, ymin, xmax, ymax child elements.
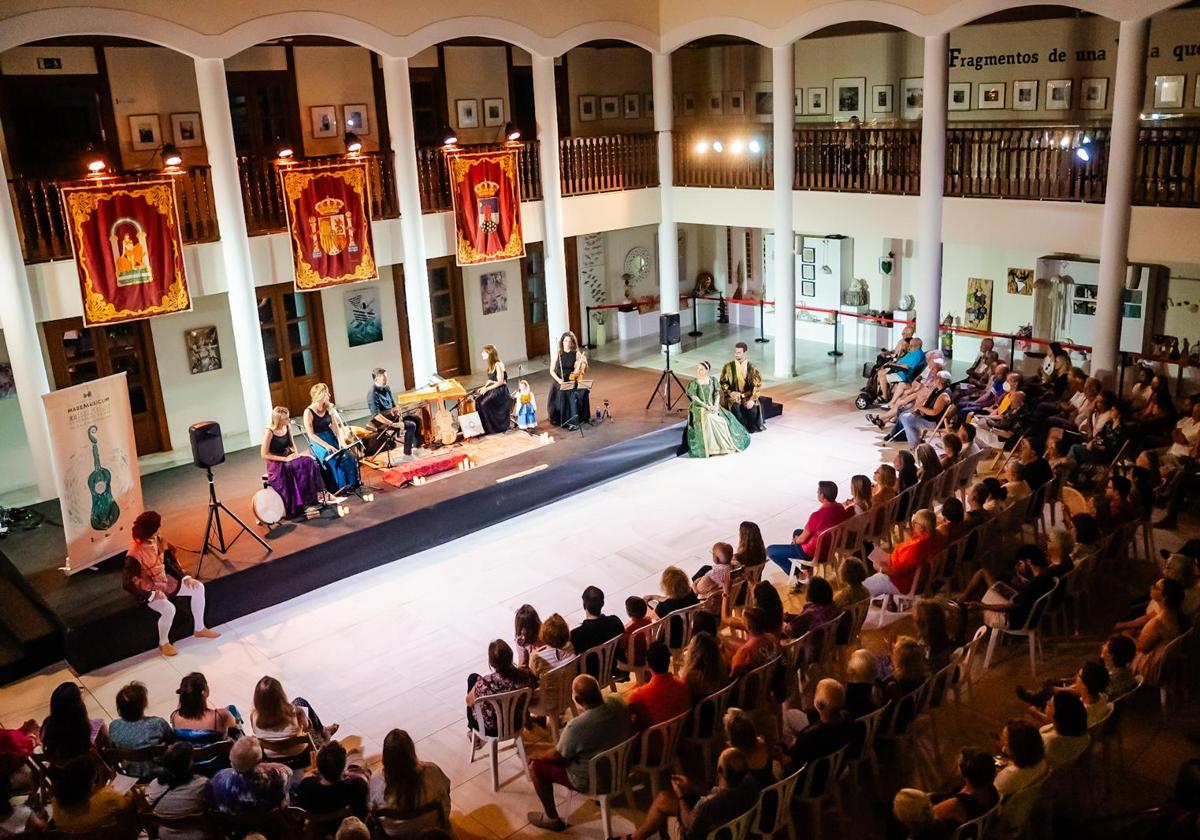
<box><xmin>448</xmin><ymin>150</ymin><xmax>524</xmax><ymax>266</ymax></box>
<box><xmin>280</xmin><ymin>161</ymin><xmax>378</xmax><ymax>291</ymax></box>
<box><xmin>60</xmin><ymin>179</ymin><xmax>192</xmax><ymax>326</ymax></box>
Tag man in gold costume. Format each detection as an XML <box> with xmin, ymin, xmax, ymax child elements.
<box><xmin>719</xmin><ymin>341</ymin><xmax>766</xmax><ymax>433</ymax></box>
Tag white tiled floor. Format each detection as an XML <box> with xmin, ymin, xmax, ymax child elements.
<box><xmin>2</xmin><ymin>332</ymin><xmax>1194</xmax><ymax>838</ymax></box>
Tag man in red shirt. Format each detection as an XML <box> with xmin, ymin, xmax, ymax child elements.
<box><xmin>626</xmin><ymin>642</ymin><xmax>691</xmax><ymax>731</ymax></box>
<box><xmin>864</xmin><ymin>508</ymin><xmax>942</xmax><ymax>597</ymax></box>
<box><xmin>767</xmin><ymin>481</ymin><xmax>852</xmax><ymax>590</ymax></box>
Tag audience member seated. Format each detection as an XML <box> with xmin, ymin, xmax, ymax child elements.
<box><xmin>528</xmin><ymin>613</ymin><xmax>576</xmax><ymax>677</ymax></box>
<box><xmin>624</xmin><ymin>748</ymin><xmax>759</xmax><ymax>840</ymax></box>
<box><xmin>782</xmin><ymin>679</ymin><xmax>858</xmax><ymax>770</ymax></box>
<box><xmin>1069</xmin><ymin>390</ymin><xmax>1123</xmax><ymax>476</ymax></box>
<box><xmin>876</xmin><ymin>337</ymin><xmax>927</xmax><ymax>404</ymax></box>
<box><xmin>964</xmin><ymin>338</ymin><xmax>996</xmax><ymax>387</ymax></box>
<box><xmin>171</xmin><ymin>672</ymin><xmax>239</xmax><ymax>742</ymax></box>
<box><xmin>144</xmin><ymin>743</ymin><xmax>212</xmax><ymax>840</ymax></box>
<box><xmin>0</xmin><ymin>771</ymin><xmax>47</xmax><ymax>837</ymax></box>
<box><xmin>1101</xmin><ymin>634</ymin><xmax>1139</xmax><ymax>698</ymax></box>
<box><xmin>873</xmin><ymin>464</ymin><xmax>900</xmax><ymax>506</ymax></box>
<box><xmin>649</xmin><ymin>566</ymin><xmax>702</xmax><ymax>622</ymax></box>
<box><xmin>939</xmin><ymin>433</ymin><xmax>963</xmax><ymax>469</ymax></box>
<box><xmin>466</xmin><ymin>640</ymin><xmax>536</xmax><ymax>736</ymax></box>
<box><xmin>1001</xmin><ymin>461</ymin><xmax>1032</xmax><ymax>504</ymax></box>
<box><xmin>513</xmin><ymin>604</ymin><xmax>542</xmax><ymax>669</ymax></box>
<box><xmin>958</xmin><ymin>363</ymin><xmax>1007</xmax><ymax>413</ymax></box>
<box><xmin>1038</xmin><ymin>690</ymin><xmax>1090</xmax><ymax>769</ymax></box>
<box><xmin>1017</xmin><ymin>656</ymin><xmax>1114</xmax><ymax>724</ymax></box>
<box><xmin>0</xmin><ymin>719</ymin><xmax>39</xmax><ymax>794</ymax></box>
<box><xmin>367</xmin><ymin>729</ymin><xmax>451</xmax><ymax>835</ymax></box>
<box><xmin>833</xmin><ymin>557</ymin><xmax>871</xmax><ymax>610</ymax></box>
<box><xmin>782</xmin><ymin>577</ymin><xmax>840</xmax><ymax>639</ymax></box>
<box><xmin>209</xmin><ymin>737</ymin><xmax>291</xmax><ymax>816</ymax></box>
<box><xmin>977</xmin><ymin>390</ymin><xmax>1031</xmax><ymax>449</ymax></box>
<box><xmin>681</xmin><ymin>632</ymin><xmax>731</xmax><ymax>701</ymax></box>
<box><xmin>882</xmin><ymin>637</ymin><xmax>930</xmax><ymax>706</ymax></box>
<box><xmin>693</xmin><ymin>542</ymin><xmax>736</xmax><ymax>600</ymax></box>
<box><xmin>723</xmin><ymin>709</ymin><xmax>776</xmax><ymax>788</ymax></box>
<box><xmin>292</xmin><ymin>739</ymin><xmax>370</xmax><ymax>820</ymax></box>
<box><xmin>251</xmin><ymin>676</ymin><xmax>334</xmax><ymax>761</ymax></box>
<box><xmin>527</xmin><ymin>675</ymin><xmax>632</xmax><ymax>831</ymax></box>
<box><xmin>930</xmin><ymin>747</ymin><xmax>1000</xmax><ymax>829</ymax></box>
<box><xmin>49</xmin><ymin>753</ymin><xmax>135</xmax><ymax>835</ymax></box>
<box><xmin>914</xmin><ymin>600</ymin><xmax>955</xmax><ymax>672</ymax></box>
<box><xmin>107</xmin><ymin>681</ymin><xmax>172</xmax><ymax>779</ymax></box>
<box><xmin>616</xmin><ymin>597</ymin><xmax>652</xmax><ymax>671</ymax></box>
<box><xmin>960</xmin><ymin>544</ymin><xmax>1056</xmax><ymax>631</ymax></box>
<box><xmin>1163</xmin><ymin>552</ymin><xmax>1200</xmax><ymax>622</ymax></box>
<box><xmin>732</xmin><ymin>521</ymin><xmax>768</xmax><ymax>569</ymax></box>
<box><xmin>844</xmin><ymin>474</ymin><xmax>873</xmax><ymax>515</ymax></box>
<box><xmin>896</xmin><ymin>371</ymin><xmax>954</xmax><ymax>446</ymax></box>
<box><xmin>1015</xmin><ymin>437</ymin><xmax>1054</xmax><ymax>491</ymax></box>
<box><xmin>937</xmin><ymin>498</ymin><xmax>969</xmax><ymax>544</ymax></box>
<box><xmin>915</xmin><ymin>444</ymin><xmax>943</xmax><ymax>483</ymax></box>
<box><xmin>1125</xmin><ymin>578</ymin><xmax>1188</xmax><ymax>683</ymax></box>
<box><xmin>766</xmin><ymin>481</ymin><xmax>851</xmax><ymax>588</ymax></box>
<box><xmin>994</xmin><ymin>720</ymin><xmax>1049</xmax><ymax>829</ymax></box>
<box><xmin>1157</xmin><ymin>396</ymin><xmax>1200</xmax><ymax>529</ymax></box>
<box><xmin>895</xmin><ymin>450</ymin><xmax>919</xmax><ymax>494</ymax></box>
<box><xmin>728</xmin><ymin>607</ymin><xmax>781</xmax><ymax>678</ymax></box>
<box><xmin>41</xmin><ymin>682</ymin><xmax>108</xmax><ymax>765</ymax></box>
<box><xmin>864</xmin><ymin>509</ymin><xmax>942</xmax><ymax>599</ymax></box>
<box><xmin>964</xmin><ymin>483</ymin><xmax>991</xmax><ymax>529</ymax></box>
<box><xmin>870</xmin><ymin>354</ymin><xmax>946</xmax><ymax>429</ymax></box>
<box><xmin>627</xmin><ymin>642</ymin><xmax>691</xmax><ymax>730</ymax></box>
<box><xmin>845</xmin><ymin>649</ymin><xmax>881</xmax><ymax>720</ymax></box>
<box><xmin>892</xmin><ymin>788</ymin><xmax>951</xmax><ymax>840</ymax></box>
<box><xmin>569</xmin><ymin>586</ymin><xmax>625</xmax><ymax>667</ymax></box>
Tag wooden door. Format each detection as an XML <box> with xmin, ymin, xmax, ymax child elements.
<box><xmin>521</xmin><ymin>243</ymin><xmax>550</xmax><ymax>359</ymax></box>
<box><xmin>409</xmin><ymin>66</ymin><xmax>449</xmax><ymax>148</ymax></box>
<box><xmin>44</xmin><ymin>318</ymin><xmax>170</xmax><ymax>455</ymax></box>
<box><xmin>390</xmin><ymin>265</ymin><xmax>416</xmax><ymax>389</ymax></box>
<box><xmin>426</xmin><ymin>257</ymin><xmax>469</xmax><ymax>377</ymax></box>
<box><xmin>565</xmin><ymin>236</ymin><xmax>581</xmax><ymax>338</ymax></box>
<box><xmin>257</xmin><ymin>284</ymin><xmax>333</xmax><ymax>416</ymax></box>
<box><xmin>225</xmin><ymin>70</ymin><xmax>303</xmax><ymax>156</ymax></box>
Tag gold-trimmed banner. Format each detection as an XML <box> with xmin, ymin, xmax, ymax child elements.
<box><xmin>448</xmin><ymin>150</ymin><xmax>525</xmax><ymax>266</ymax></box>
<box><xmin>60</xmin><ymin>179</ymin><xmax>191</xmax><ymax>326</ymax></box>
<box><xmin>279</xmin><ymin>160</ymin><xmax>378</xmax><ymax>291</ymax></box>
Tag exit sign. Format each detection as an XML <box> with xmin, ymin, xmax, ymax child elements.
<box><xmin>37</xmin><ymin>57</ymin><xmax>63</xmax><ymax>70</ymax></box>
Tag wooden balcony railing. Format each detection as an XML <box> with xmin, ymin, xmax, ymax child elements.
<box><xmin>673</xmin><ymin>133</ymin><xmax>774</xmax><ymax>189</ymax></box>
<box><xmin>944</xmin><ymin>126</ymin><xmax>1108</xmax><ymax>202</ymax></box>
<box><xmin>1134</xmin><ymin>126</ymin><xmax>1200</xmax><ymax>207</ymax></box>
<box><xmin>793</xmin><ymin>127</ymin><xmax>922</xmax><ymax>194</ymax></box>
<box><xmin>416</xmin><ymin>141</ymin><xmax>544</xmax><ymax>213</ymax></box>
<box><xmin>9</xmin><ymin>166</ymin><xmax>219</xmax><ymax>265</ymax></box>
<box><xmin>560</xmin><ymin>133</ymin><xmax>658</xmax><ymax>195</ymax></box>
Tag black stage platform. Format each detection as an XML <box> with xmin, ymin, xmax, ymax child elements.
<box><xmin>0</xmin><ymin>362</ymin><xmax>689</xmax><ymax>674</ymax></box>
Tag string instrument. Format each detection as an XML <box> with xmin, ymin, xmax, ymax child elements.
<box><xmin>394</xmin><ymin>378</ymin><xmax>467</xmax><ymax>446</ymax></box>
<box><xmin>430</xmin><ymin>403</ymin><xmax>458</xmax><ymax>445</ymax></box>
<box><xmin>86</xmin><ymin>425</ymin><xmax>120</xmax><ymax>531</ymax></box>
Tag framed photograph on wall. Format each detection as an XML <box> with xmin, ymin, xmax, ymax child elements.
<box><xmin>1080</xmin><ymin>78</ymin><xmax>1108</xmax><ymax>110</ymax></box>
<box><xmin>725</xmin><ymin>90</ymin><xmax>745</xmax><ymax>115</ymax></box>
<box><xmin>483</xmin><ymin>98</ymin><xmax>504</xmax><ymax>127</ymax></box>
<box><xmin>344</xmin><ymin>287</ymin><xmax>383</xmax><ymax>347</ymax></box>
<box><xmin>310</xmin><ymin>105</ymin><xmax>338</xmax><ymax>138</ymax></box>
<box><xmin>794</xmin><ymin>88</ymin><xmax>804</xmax><ymax>116</ymax></box>
<box><xmin>1046</xmin><ymin>79</ymin><xmax>1072</xmax><ymax>110</ymax></box>
<box><xmin>833</xmin><ymin>77</ymin><xmax>865</xmax><ymax>122</ymax></box>
<box><xmin>170</xmin><ymin>112</ymin><xmax>203</xmax><ymax>147</ymax></box>
<box><xmin>800</xmin><ymin>265</ymin><xmax>815</xmax><ymax>283</ymax></box>
<box><xmin>872</xmin><ymin>84</ymin><xmax>894</xmax><ymax>114</ymax></box>
<box><xmin>901</xmin><ymin>77</ymin><xmax>923</xmax><ymax>120</ymax></box>
<box><xmin>623</xmin><ymin>93</ymin><xmax>641</xmax><ymax>119</ymax></box>
<box><xmin>184</xmin><ymin>326</ymin><xmax>221</xmax><ymax>374</ymax></box>
<box><xmin>600</xmin><ymin>96</ymin><xmax>620</xmax><ymax>118</ymax></box>
<box><xmin>1013</xmin><ymin>80</ymin><xmax>1038</xmax><ymax>111</ymax></box>
<box><xmin>800</xmin><ymin>279</ymin><xmax>816</xmax><ymax>297</ymax></box>
<box><xmin>977</xmin><ymin>82</ymin><xmax>1005</xmax><ymax>110</ymax></box>
<box><xmin>807</xmin><ymin>87</ymin><xmax>828</xmax><ymax>115</ymax></box>
<box><xmin>682</xmin><ymin>92</ymin><xmax>697</xmax><ymax>116</ymax></box>
<box><xmin>578</xmin><ymin>95</ymin><xmax>597</xmax><ymax>122</ymax></box>
<box><xmin>1195</xmin><ymin>76</ymin><xmax>1200</xmax><ymax>107</ymax></box>
<box><xmin>1154</xmin><ymin>74</ymin><xmax>1185</xmax><ymax>108</ymax></box>
<box><xmin>644</xmin><ymin>93</ymin><xmax>654</xmax><ymax>117</ymax></box>
<box><xmin>455</xmin><ymin>99</ymin><xmax>479</xmax><ymax>128</ymax></box>
<box><xmin>948</xmin><ymin>82</ymin><xmax>971</xmax><ymax>111</ymax></box>
<box><xmin>129</xmin><ymin>114</ymin><xmax>162</xmax><ymax>150</ymax></box>
<box><xmin>707</xmin><ymin>93</ymin><xmax>723</xmax><ymax>115</ymax></box>
<box><xmin>801</xmin><ymin>246</ymin><xmax>815</xmax><ymax>264</ymax></box>
<box><xmin>343</xmin><ymin>103</ymin><xmax>370</xmax><ymax>133</ymax></box>
<box><xmin>753</xmin><ymin>83</ymin><xmax>772</xmax><ymax>119</ymax></box>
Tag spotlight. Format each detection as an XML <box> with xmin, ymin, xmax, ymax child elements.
<box><xmin>1075</xmin><ymin>134</ymin><xmax>1093</xmax><ymax>163</ymax></box>
<box><xmin>695</xmin><ymin>140</ymin><xmax>710</xmax><ymax>154</ymax></box>
<box><xmin>1059</xmin><ymin>135</ymin><xmax>1071</xmax><ymax>149</ymax></box>
<box><xmin>276</xmin><ymin>143</ymin><xmax>295</xmax><ymax>161</ymax></box>
<box><xmin>86</xmin><ymin>157</ymin><xmax>109</xmax><ymax>175</ymax></box>
<box><xmin>161</xmin><ymin>143</ymin><xmax>183</xmax><ymax>168</ymax></box>
<box><xmin>748</xmin><ymin>138</ymin><xmax>762</xmax><ymax>154</ymax></box>
<box><xmin>712</xmin><ymin>140</ymin><xmax>724</xmax><ymax>153</ymax></box>
<box><xmin>441</xmin><ymin>126</ymin><xmax>458</xmax><ymax>147</ymax></box>
<box><xmin>504</xmin><ymin>121</ymin><xmax>521</xmax><ymax>142</ymax></box>
<box><xmin>729</xmin><ymin>139</ymin><xmax>744</xmax><ymax>154</ymax></box>
<box><xmin>343</xmin><ymin>131</ymin><xmax>363</xmax><ymax>154</ymax></box>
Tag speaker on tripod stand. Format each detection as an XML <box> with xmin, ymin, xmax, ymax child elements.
<box><xmin>645</xmin><ymin>313</ymin><xmax>688</xmax><ymax>411</ymax></box>
<box><xmin>189</xmin><ymin>421</ymin><xmax>271</xmax><ymax>577</ymax></box>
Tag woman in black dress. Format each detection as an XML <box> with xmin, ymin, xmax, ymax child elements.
<box><xmin>548</xmin><ymin>331</ymin><xmax>589</xmax><ymax>427</ymax></box>
<box><xmin>476</xmin><ymin>344</ymin><xmax>511</xmax><ymax>434</ymax></box>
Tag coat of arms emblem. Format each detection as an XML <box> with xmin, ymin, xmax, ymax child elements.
<box><xmin>308</xmin><ymin>196</ymin><xmax>359</xmax><ymax>259</ymax></box>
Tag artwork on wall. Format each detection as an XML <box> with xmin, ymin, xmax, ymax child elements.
<box><xmin>170</xmin><ymin>112</ymin><xmax>202</xmax><ymax>147</ymax></box>
<box><xmin>754</xmin><ymin>83</ymin><xmax>772</xmax><ymax>118</ymax></box>
<box><xmin>1195</xmin><ymin>76</ymin><xmax>1200</xmax><ymax>108</ymax></box>
<box><xmin>455</xmin><ymin>99</ymin><xmax>479</xmax><ymax>128</ymax></box>
<box><xmin>801</xmin><ymin>246</ymin><xmax>816</xmax><ymax>264</ymax></box>
<box><xmin>901</xmin><ymin>77</ymin><xmax>923</xmax><ymax>120</ymax></box>
<box><xmin>1046</xmin><ymin>79</ymin><xmax>1072</xmax><ymax>110</ymax></box>
<box><xmin>483</xmin><ymin>98</ymin><xmax>504</xmax><ymax>127</ymax></box>
<box><xmin>1007</xmin><ymin>268</ymin><xmax>1034</xmax><ymax>296</ymax></box>
<box><xmin>578</xmin><ymin>95</ymin><xmax>597</xmax><ymax>122</ymax></box>
<box><xmin>644</xmin><ymin>94</ymin><xmax>654</xmax><ymax>116</ymax></box>
<box><xmin>800</xmin><ymin>264</ymin><xmax>815</xmax><ymax>282</ymax></box>
<box><xmin>1013</xmin><ymin>80</ymin><xmax>1038</xmax><ymax>111</ymax></box>
<box><xmin>948</xmin><ymin>83</ymin><xmax>971</xmax><ymax>111</ymax></box>
<box><xmin>344</xmin><ymin>287</ymin><xmax>383</xmax><ymax>347</ymax></box>
<box><xmin>600</xmin><ymin>96</ymin><xmax>620</xmax><ymax>118</ymax></box>
<box><xmin>1080</xmin><ymin>78</ymin><xmax>1108</xmax><ymax>110</ymax></box>
<box><xmin>872</xmin><ymin>84</ymin><xmax>893</xmax><ymax>114</ymax></box>
<box><xmin>793</xmin><ymin>88</ymin><xmax>803</xmax><ymax>116</ymax></box>
<box><xmin>1154</xmin><ymin>74</ymin><xmax>1185</xmax><ymax>109</ymax></box>
<box><xmin>964</xmin><ymin>277</ymin><xmax>994</xmax><ymax>331</ymax></box>
<box><xmin>806</xmin><ymin>87</ymin><xmax>827</xmax><ymax>115</ymax></box>
<box><xmin>682</xmin><ymin>92</ymin><xmax>697</xmax><ymax>116</ymax></box>
<box><xmin>707</xmin><ymin>93</ymin><xmax>723</xmax><ymax>115</ymax></box>
<box><xmin>310</xmin><ymin>105</ymin><xmax>338</xmax><ymax>138</ymax></box>
<box><xmin>623</xmin><ymin>93</ymin><xmax>641</xmax><ymax>119</ymax></box>
<box><xmin>725</xmin><ymin>91</ymin><xmax>745</xmax><ymax>115</ymax></box>
<box><xmin>128</xmin><ymin>114</ymin><xmax>162</xmax><ymax>151</ymax></box>
<box><xmin>833</xmin><ymin>77</ymin><xmax>865</xmax><ymax>122</ymax></box>
<box><xmin>978</xmin><ymin>82</ymin><xmax>1005</xmax><ymax>110</ymax></box>
<box><xmin>184</xmin><ymin>326</ymin><xmax>222</xmax><ymax>374</ymax></box>
<box><xmin>343</xmin><ymin>103</ymin><xmax>370</xmax><ymax>133</ymax></box>
<box><xmin>800</xmin><ymin>280</ymin><xmax>817</xmax><ymax>297</ymax></box>
<box><xmin>480</xmin><ymin>270</ymin><xmax>508</xmax><ymax>315</ymax></box>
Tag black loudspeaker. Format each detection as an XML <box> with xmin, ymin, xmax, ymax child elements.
<box><xmin>659</xmin><ymin>312</ymin><xmax>681</xmax><ymax>345</ymax></box>
<box><xmin>189</xmin><ymin>421</ymin><xmax>226</xmax><ymax>468</ymax></box>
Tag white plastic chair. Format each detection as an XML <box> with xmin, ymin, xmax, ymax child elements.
<box><xmin>467</xmin><ymin>686</ymin><xmax>533</xmax><ymax>792</ymax></box>
<box><xmin>536</xmin><ymin>656</ymin><xmax>580</xmax><ymax>742</ymax></box>
<box><xmin>615</xmin><ymin>619</ymin><xmax>666</xmax><ymax>685</ymax></box>
<box><xmin>702</xmin><ymin>800</ymin><xmax>760</xmax><ymax>840</ymax></box>
<box><xmin>792</xmin><ymin>745</ymin><xmax>849</xmax><ymax>840</ymax></box>
<box><xmin>845</xmin><ymin>701</ymin><xmax>891</xmax><ymax>798</ymax></box>
<box><xmin>751</xmin><ymin>767</ymin><xmax>803</xmax><ymax>840</ymax></box>
<box><xmin>981</xmin><ymin>577</ymin><xmax>1061</xmax><ymax>678</ymax></box>
<box><xmin>949</xmin><ymin>800</ymin><xmax>1000</xmax><ymax>840</ymax></box>
<box><xmin>661</xmin><ymin>601</ymin><xmax>707</xmax><ymax>665</ymax></box>
<box><xmin>631</xmin><ymin>710</ymin><xmax>688</xmax><ymax>797</ymax></box>
<box><xmin>580</xmin><ymin>732</ymin><xmax>639</xmax><ymax>838</ymax></box>
<box><xmin>578</xmin><ymin>634</ymin><xmax>622</xmax><ymax>693</ymax></box>
<box><xmin>681</xmin><ymin>681</ymin><xmax>737</xmax><ymax>774</ymax></box>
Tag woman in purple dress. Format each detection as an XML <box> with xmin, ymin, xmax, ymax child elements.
<box><xmin>261</xmin><ymin>406</ymin><xmax>328</xmax><ymax>517</ymax></box>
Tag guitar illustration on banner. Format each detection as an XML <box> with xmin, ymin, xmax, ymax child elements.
<box><xmin>87</xmin><ymin>424</ymin><xmax>120</xmax><ymax>531</ymax></box>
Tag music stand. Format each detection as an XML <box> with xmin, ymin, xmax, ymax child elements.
<box><xmin>645</xmin><ymin>342</ymin><xmax>688</xmax><ymax>412</ymax></box>
<box><xmin>196</xmin><ymin>465</ymin><xmax>271</xmax><ymax>578</ymax></box>
<box><xmin>560</xmin><ymin>380</ymin><xmax>591</xmax><ymax>438</ymax></box>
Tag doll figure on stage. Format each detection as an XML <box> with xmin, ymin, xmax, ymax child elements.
<box><xmin>516</xmin><ymin>379</ymin><xmax>538</xmax><ymax>429</ymax></box>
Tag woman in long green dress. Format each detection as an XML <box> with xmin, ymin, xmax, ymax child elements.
<box><xmin>686</xmin><ymin>361</ymin><xmax>751</xmax><ymax>458</ymax></box>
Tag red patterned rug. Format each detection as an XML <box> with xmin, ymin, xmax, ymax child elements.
<box><xmin>379</xmin><ymin>453</ymin><xmax>469</xmax><ymax>487</ymax></box>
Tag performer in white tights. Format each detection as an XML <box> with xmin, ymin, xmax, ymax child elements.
<box><xmin>123</xmin><ymin>510</ymin><xmax>219</xmax><ymax>657</ymax></box>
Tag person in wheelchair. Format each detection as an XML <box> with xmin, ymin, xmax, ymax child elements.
<box><xmin>874</xmin><ymin>337</ymin><xmax>926</xmax><ymax>405</ymax></box>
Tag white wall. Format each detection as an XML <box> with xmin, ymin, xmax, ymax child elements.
<box><xmin>293</xmin><ymin>46</ymin><xmax>380</xmax><ymax>157</ymax></box>
<box><xmin>443</xmin><ymin>45</ymin><xmax>509</xmax><ymax>146</ymax></box>
<box><xmin>105</xmin><ymin>47</ymin><xmax>206</xmax><ymax>169</ymax></box>
<box><xmin>461</xmin><ymin>260</ymin><xmax>528</xmax><ymax>373</ymax></box>
<box><xmin>0</xmin><ymin>332</ymin><xmax>33</xmax><ymax>498</ymax></box>
<box><xmin>565</xmin><ymin>46</ymin><xmax>654</xmax><ymax>137</ymax></box>
<box><xmin>318</xmin><ymin>266</ymin><xmax>408</xmax><ymax>413</ymax></box>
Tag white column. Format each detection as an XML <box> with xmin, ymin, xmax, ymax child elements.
<box><xmin>194</xmin><ymin>58</ymin><xmax>272</xmax><ymax>440</ymax></box>
<box><xmin>380</xmin><ymin>55</ymin><xmax>438</xmax><ymax>383</ymax></box>
<box><xmin>653</xmin><ymin>51</ymin><xmax>679</xmax><ymax>334</ymax></box>
<box><xmin>1092</xmin><ymin>18</ymin><xmax>1149</xmax><ymax>383</ymax></box>
<box><xmin>532</xmin><ymin>54</ymin><xmax>570</xmax><ymax>344</ymax></box>
<box><xmin>772</xmin><ymin>45</ymin><xmax>796</xmax><ymax>378</ymax></box>
<box><xmin>0</xmin><ymin>149</ymin><xmax>55</xmax><ymax>497</ymax></box>
<box><xmin>915</xmin><ymin>33</ymin><xmax>948</xmax><ymax>343</ymax></box>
